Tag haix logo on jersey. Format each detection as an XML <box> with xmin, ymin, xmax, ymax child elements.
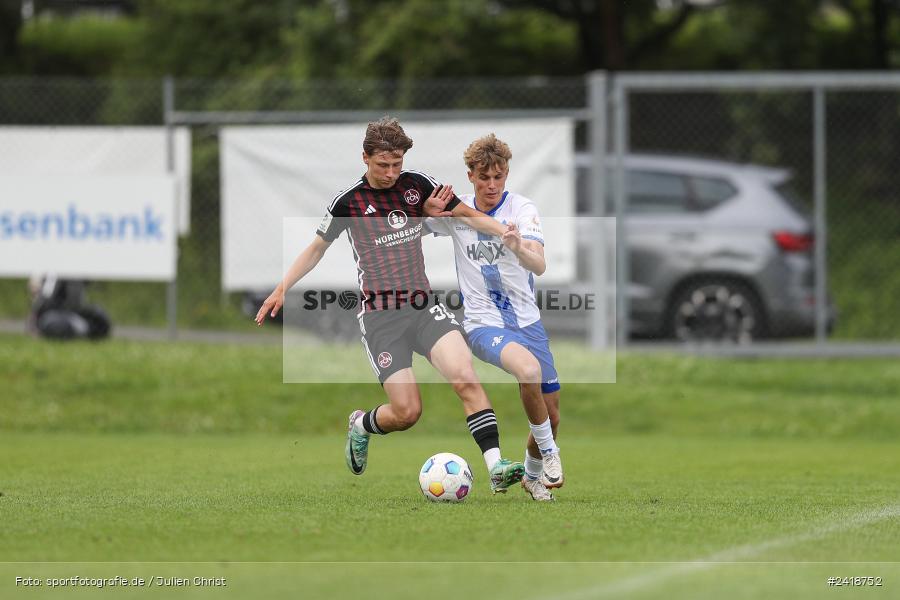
<box><xmin>465</xmin><ymin>241</ymin><xmax>506</xmax><ymax>265</ymax></box>
<box><xmin>403</xmin><ymin>189</ymin><xmax>420</xmax><ymax>205</ymax></box>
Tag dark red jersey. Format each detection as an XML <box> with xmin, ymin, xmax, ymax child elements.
<box><xmin>316</xmin><ymin>170</ymin><xmax>460</xmax><ymax>313</ymax></box>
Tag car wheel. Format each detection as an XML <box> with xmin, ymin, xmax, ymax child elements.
<box><xmin>667</xmin><ymin>280</ymin><xmax>765</xmax><ymax>343</ymax></box>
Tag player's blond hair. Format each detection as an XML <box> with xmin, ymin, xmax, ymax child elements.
<box><xmin>464</xmin><ymin>134</ymin><xmax>512</xmax><ymax>173</ymax></box>
<box><xmin>363</xmin><ymin>116</ymin><xmax>414</xmax><ymax>156</ymax></box>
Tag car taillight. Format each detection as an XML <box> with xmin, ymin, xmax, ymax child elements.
<box><xmin>773</xmin><ymin>231</ymin><xmax>813</xmax><ymax>252</ymax></box>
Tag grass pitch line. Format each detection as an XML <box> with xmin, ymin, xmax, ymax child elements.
<box><xmin>552</xmin><ymin>503</ymin><xmax>900</xmax><ymax>600</ymax></box>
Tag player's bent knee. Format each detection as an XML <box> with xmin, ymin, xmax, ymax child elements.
<box><xmin>444</xmin><ymin>363</ymin><xmax>478</xmax><ymax>386</ymax></box>
<box><xmin>394</xmin><ymin>404</ymin><xmax>422</xmax><ymax>430</ymax></box>
<box><xmin>512</xmin><ymin>357</ymin><xmax>542</xmax><ymax>385</ymax></box>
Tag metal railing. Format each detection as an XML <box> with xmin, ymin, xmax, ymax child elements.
<box><xmin>2</xmin><ymin>73</ymin><xmax>899</xmax><ymax>347</ymax></box>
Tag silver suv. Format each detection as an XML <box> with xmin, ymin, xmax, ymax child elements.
<box><xmin>576</xmin><ymin>154</ymin><xmax>834</xmax><ymax>342</ymax></box>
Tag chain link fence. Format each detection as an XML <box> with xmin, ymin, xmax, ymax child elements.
<box><xmin>825</xmin><ymin>91</ymin><xmax>900</xmax><ymax>339</ymax></box>
<box><xmin>0</xmin><ymin>76</ymin><xmax>589</xmax><ymax>336</ymax></box>
<box><xmin>1</xmin><ymin>75</ymin><xmax>898</xmax><ymax>343</ymax></box>
<box><xmin>613</xmin><ymin>74</ymin><xmax>900</xmax><ymax>343</ymax></box>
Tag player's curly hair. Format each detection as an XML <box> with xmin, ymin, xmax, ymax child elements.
<box><xmin>464</xmin><ymin>133</ymin><xmax>512</xmax><ymax>173</ymax></box>
<box><xmin>363</xmin><ymin>116</ymin><xmax>414</xmax><ymax>156</ymax></box>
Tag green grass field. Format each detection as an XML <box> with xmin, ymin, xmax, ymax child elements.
<box><xmin>1</xmin><ymin>333</ymin><xmax>899</xmax><ymax>599</ymax></box>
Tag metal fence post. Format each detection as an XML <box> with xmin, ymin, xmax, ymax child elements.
<box><xmin>164</xmin><ymin>76</ymin><xmax>178</xmax><ymax>340</ymax></box>
<box><xmin>613</xmin><ymin>78</ymin><xmax>629</xmax><ymax>348</ymax></box>
<box><xmin>813</xmin><ymin>86</ymin><xmax>828</xmax><ymax>343</ymax></box>
<box><xmin>588</xmin><ymin>71</ymin><xmax>608</xmax><ymax>350</ymax></box>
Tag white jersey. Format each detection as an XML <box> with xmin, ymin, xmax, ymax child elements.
<box><xmin>426</xmin><ymin>191</ymin><xmax>544</xmax><ymax>333</ymax></box>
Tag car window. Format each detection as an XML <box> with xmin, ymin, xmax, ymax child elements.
<box><xmin>773</xmin><ymin>181</ymin><xmax>811</xmax><ymax>216</ymax></box>
<box><xmin>626</xmin><ymin>170</ymin><xmax>691</xmax><ymax>214</ymax></box>
<box><xmin>690</xmin><ymin>176</ymin><xmax>737</xmax><ymax>211</ymax></box>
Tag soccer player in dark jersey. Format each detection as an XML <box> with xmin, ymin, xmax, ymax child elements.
<box><xmin>255</xmin><ymin>117</ymin><xmax>524</xmax><ymax>493</ymax></box>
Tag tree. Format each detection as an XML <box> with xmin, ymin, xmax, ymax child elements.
<box><xmin>4</xmin><ymin>0</ymin><xmax>897</xmax><ymax>79</ymax></box>
<box><xmin>0</xmin><ymin>0</ymin><xmax>22</xmax><ymax>73</ymax></box>
<box><xmin>495</xmin><ymin>0</ymin><xmax>899</xmax><ymax>71</ymax></box>
<box><xmin>281</xmin><ymin>0</ymin><xmax>581</xmax><ymax>79</ymax></box>
<box><xmin>495</xmin><ymin>0</ymin><xmax>712</xmax><ymax>71</ymax></box>
<box><xmin>120</xmin><ymin>0</ymin><xmax>298</xmax><ymax>77</ymax></box>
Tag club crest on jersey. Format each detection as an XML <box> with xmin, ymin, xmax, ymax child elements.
<box><xmin>465</xmin><ymin>241</ymin><xmax>506</xmax><ymax>265</ymax></box>
<box><xmin>388</xmin><ymin>210</ymin><xmax>408</xmax><ymax>229</ymax></box>
<box><xmin>404</xmin><ymin>189</ymin><xmax>421</xmax><ymax>205</ymax></box>
<box><xmin>377</xmin><ymin>352</ymin><xmax>393</xmax><ymax>369</ymax></box>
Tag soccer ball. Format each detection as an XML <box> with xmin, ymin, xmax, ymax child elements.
<box><xmin>418</xmin><ymin>452</ymin><xmax>473</xmax><ymax>503</ymax></box>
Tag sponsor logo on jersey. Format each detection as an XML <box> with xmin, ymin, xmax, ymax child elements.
<box><xmin>388</xmin><ymin>210</ymin><xmax>408</xmax><ymax>229</ymax></box>
<box><xmin>365</xmin><ymin>204</ymin><xmax>376</xmax><ymax>215</ymax></box>
<box><xmin>465</xmin><ymin>241</ymin><xmax>506</xmax><ymax>264</ymax></box>
<box><xmin>317</xmin><ymin>213</ymin><xmax>333</xmax><ymax>234</ymax></box>
<box><xmin>374</xmin><ymin>222</ymin><xmax>423</xmax><ymax>246</ymax></box>
<box><xmin>404</xmin><ymin>189</ymin><xmax>421</xmax><ymax>205</ymax></box>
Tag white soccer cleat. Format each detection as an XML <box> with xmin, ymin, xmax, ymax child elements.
<box><xmin>345</xmin><ymin>410</ymin><xmax>369</xmax><ymax>475</ymax></box>
<box><xmin>541</xmin><ymin>451</ymin><xmax>564</xmax><ymax>489</ymax></box>
<box><xmin>522</xmin><ymin>476</ymin><xmax>554</xmax><ymax>502</ymax></box>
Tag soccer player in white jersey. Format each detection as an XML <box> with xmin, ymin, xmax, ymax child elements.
<box><xmin>426</xmin><ymin>134</ymin><xmax>563</xmax><ymax>502</ymax></box>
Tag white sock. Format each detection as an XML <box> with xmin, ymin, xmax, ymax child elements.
<box><xmin>524</xmin><ymin>452</ymin><xmax>543</xmax><ymax>480</ymax></box>
<box><xmin>483</xmin><ymin>447</ymin><xmax>501</xmax><ymax>471</ymax></box>
<box><xmin>529</xmin><ymin>418</ymin><xmax>558</xmax><ymax>456</ymax></box>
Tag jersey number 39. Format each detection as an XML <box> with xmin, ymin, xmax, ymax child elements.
<box><xmin>429</xmin><ymin>303</ymin><xmax>460</xmax><ymax>326</ymax></box>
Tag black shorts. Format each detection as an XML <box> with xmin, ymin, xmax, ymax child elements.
<box><xmin>358</xmin><ymin>297</ymin><xmax>463</xmax><ymax>384</ymax></box>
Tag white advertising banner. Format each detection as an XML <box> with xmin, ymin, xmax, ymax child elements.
<box><xmin>0</xmin><ymin>175</ymin><xmax>177</xmax><ymax>281</ymax></box>
<box><xmin>221</xmin><ymin>119</ymin><xmax>575</xmax><ymax>291</ymax></box>
<box><xmin>0</xmin><ymin>127</ymin><xmax>192</xmax><ymax>234</ymax></box>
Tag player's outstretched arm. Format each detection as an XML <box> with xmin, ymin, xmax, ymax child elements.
<box><xmin>255</xmin><ymin>235</ymin><xmax>332</xmax><ymax>326</ymax></box>
<box><xmin>423</xmin><ymin>183</ymin><xmax>505</xmax><ymax>238</ymax></box>
<box><xmin>502</xmin><ymin>224</ymin><xmax>546</xmax><ymax>275</ymax></box>
<box><xmin>449</xmin><ymin>201</ymin><xmax>506</xmax><ymax>237</ymax></box>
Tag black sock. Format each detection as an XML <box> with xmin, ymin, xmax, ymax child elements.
<box><xmin>362</xmin><ymin>406</ymin><xmax>385</xmax><ymax>435</ymax></box>
<box><xmin>466</xmin><ymin>409</ymin><xmax>499</xmax><ymax>454</ymax></box>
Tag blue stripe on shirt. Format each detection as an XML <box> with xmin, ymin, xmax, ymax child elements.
<box><xmin>481</xmin><ymin>264</ymin><xmax>519</xmax><ymax>329</ymax></box>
